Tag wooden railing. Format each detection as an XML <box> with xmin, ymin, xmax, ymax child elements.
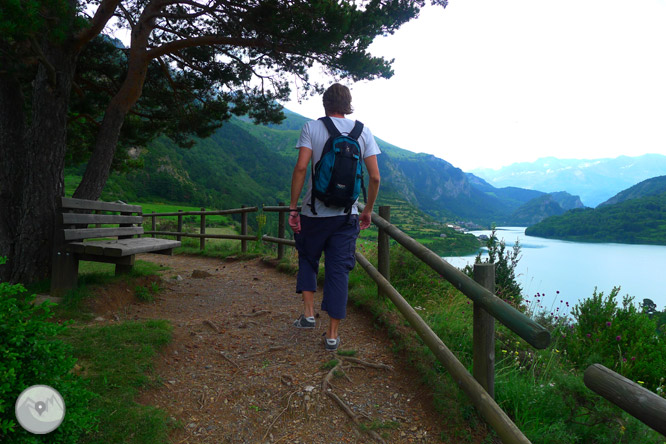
<box><xmin>143</xmin><ymin>206</ymin><xmax>258</xmax><ymax>252</ymax></box>
<box><xmin>584</xmin><ymin>364</ymin><xmax>666</xmax><ymax>436</ymax></box>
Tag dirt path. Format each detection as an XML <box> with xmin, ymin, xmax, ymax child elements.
<box><xmin>95</xmin><ymin>254</ymin><xmax>449</xmax><ymax>443</ymax></box>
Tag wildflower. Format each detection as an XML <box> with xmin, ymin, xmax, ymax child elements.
<box><xmin>631</xmin><ymin>356</ymin><xmax>636</xmax><ymax>361</ymax></box>
<box><xmin>557</xmin><ymin>291</ymin><xmax>560</xmax><ymax>294</ymax></box>
<box><xmin>586</xmin><ymin>333</ymin><xmax>591</xmax><ymax>338</ymax></box>
<box><xmin>606</xmin><ymin>321</ymin><xmax>612</xmax><ymax>327</ymax></box>
<box><xmin>638</xmin><ymin>381</ymin><xmax>644</xmax><ymax>385</ymax></box>
<box><xmin>616</xmin><ymin>335</ymin><xmax>621</xmax><ymax>341</ymax></box>
<box><xmin>555</xmin><ymin>349</ymin><xmax>560</xmax><ymax>353</ymax></box>
<box><xmin>502</xmin><ymin>350</ymin><xmax>507</xmax><ymax>354</ymax></box>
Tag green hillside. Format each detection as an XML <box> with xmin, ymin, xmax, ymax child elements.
<box><xmin>65</xmin><ymin>109</ymin><xmax>563</xmax><ymax>236</ymax></box>
<box><xmin>525</xmin><ymin>191</ymin><xmax>666</xmax><ymax>245</ymax></box>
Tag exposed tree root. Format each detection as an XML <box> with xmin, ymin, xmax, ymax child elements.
<box><xmin>202</xmin><ymin>319</ymin><xmax>220</xmax><ymax>333</ymax></box>
<box><xmin>219</xmin><ymin>351</ymin><xmax>239</xmax><ymax>369</ymax></box>
<box><xmin>241</xmin><ymin>309</ymin><xmax>270</xmax><ymax>317</ymax></box>
<box><xmin>321</xmin><ymin>358</ymin><xmax>392</xmax><ymax>444</ymax></box>
<box><xmin>262</xmin><ymin>389</ymin><xmax>298</xmax><ymax>442</ymax></box>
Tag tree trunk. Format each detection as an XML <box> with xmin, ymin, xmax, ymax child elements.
<box><xmin>0</xmin><ymin>77</ymin><xmax>25</xmax><ymax>281</ymax></box>
<box><xmin>0</xmin><ymin>42</ymin><xmax>77</xmax><ymax>284</ymax></box>
<box><xmin>74</xmin><ymin>14</ymin><xmax>154</xmax><ymax>200</ymax></box>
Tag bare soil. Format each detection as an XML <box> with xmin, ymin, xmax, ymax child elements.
<box><xmin>86</xmin><ymin>253</ymin><xmax>458</xmax><ymax>443</ymax></box>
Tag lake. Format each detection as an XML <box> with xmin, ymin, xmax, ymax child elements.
<box><xmin>442</xmin><ymin>227</ymin><xmax>666</xmax><ymax>312</ymax></box>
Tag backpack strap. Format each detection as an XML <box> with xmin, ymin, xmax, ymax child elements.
<box><xmin>318</xmin><ymin>116</ymin><xmax>341</xmax><ymax>138</ymax></box>
<box><xmin>349</xmin><ymin>120</ymin><xmax>364</xmax><ymax>141</ymax></box>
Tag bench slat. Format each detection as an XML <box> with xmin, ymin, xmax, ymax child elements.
<box><xmin>61</xmin><ymin>197</ymin><xmax>142</xmax><ymax>213</ymax></box>
<box><xmin>66</xmin><ymin>238</ymin><xmax>181</xmax><ymax>257</ymax></box>
<box><xmin>63</xmin><ymin>227</ymin><xmax>144</xmax><ymax>241</ymax></box>
<box><xmin>62</xmin><ymin>213</ymin><xmax>144</xmax><ymax>225</ymax></box>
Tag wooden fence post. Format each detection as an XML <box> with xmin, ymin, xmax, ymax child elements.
<box><xmin>377</xmin><ymin>206</ymin><xmax>391</xmax><ymax>298</ymax></box>
<box><xmin>241</xmin><ymin>205</ymin><xmax>247</xmax><ymax>253</ymax></box>
<box><xmin>277</xmin><ymin>202</ymin><xmax>285</xmax><ymax>260</ymax></box>
<box><xmin>200</xmin><ymin>207</ymin><xmax>206</xmax><ymax>250</ymax></box>
<box><xmin>177</xmin><ymin>210</ymin><xmax>183</xmax><ymax>242</ymax></box>
<box><xmin>473</xmin><ymin>263</ymin><xmax>496</xmax><ymax>398</ymax></box>
<box><xmin>151</xmin><ymin>211</ymin><xmax>156</xmax><ymax>238</ymax></box>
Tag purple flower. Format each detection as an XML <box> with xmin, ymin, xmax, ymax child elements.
<box><xmin>586</xmin><ymin>333</ymin><xmax>591</xmax><ymax>338</ymax></box>
<box><xmin>631</xmin><ymin>356</ymin><xmax>636</xmax><ymax>361</ymax></box>
<box><xmin>556</xmin><ymin>291</ymin><xmax>560</xmax><ymax>294</ymax></box>
<box><xmin>616</xmin><ymin>335</ymin><xmax>621</xmax><ymax>341</ymax></box>
<box><xmin>623</xmin><ymin>358</ymin><xmax>627</xmax><ymax>362</ymax></box>
<box><xmin>606</xmin><ymin>321</ymin><xmax>612</xmax><ymax>327</ymax></box>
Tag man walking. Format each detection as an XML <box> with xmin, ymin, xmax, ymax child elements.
<box><xmin>288</xmin><ymin>83</ymin><xmax>381</xmax><ymax>351</ymax></box>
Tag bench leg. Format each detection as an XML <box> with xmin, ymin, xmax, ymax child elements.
<box><xmin>115</xmin><ymin>255</ymin><xmax>136</xmax><ymax>276</ymax></box>
<box><xmin>50</xmin><ymin>251</ymin><xmax>79</xmax><ymax>296</ymax></box>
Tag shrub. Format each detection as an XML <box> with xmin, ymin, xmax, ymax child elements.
<box><xmin>464</xmin><ymin>227</ymin><xmax>523</xmax><ymax>305</ymax></box>
<box><xmin>559</xmin><ymin>287</ymin><xmax>666</xmax><ymax>390</ymax></box>
<box><xmin>0</xmin><ymin>278</ymin><xmax>98</xmax><ymax>442</ymax></box>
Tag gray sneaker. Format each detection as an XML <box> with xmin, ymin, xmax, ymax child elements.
<box><xmin>323</xmin><ymin>334</ymin><xmax>341</xmax><ymax>352</ymax></box>
<box><xmin>293</xmin><ymin>314</ymin><xmax>315</xmax><ymax>329</ymax></box>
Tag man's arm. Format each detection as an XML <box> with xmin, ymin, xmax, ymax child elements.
<box><xmin>360</xmin><ymin>155</ymin><xmax>380</xmax><ymax>230</ymax></box>
<box><xmin>290</xmin><ymin>147</ymin><xmax>312</xmax><ymax>209</ymax></box>
<box><xmin>289</xmin><ymin>147</ymin><xmax>312</xmax><ymax>233</ymax></box>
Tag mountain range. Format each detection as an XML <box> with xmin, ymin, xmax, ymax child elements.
<box><xmin>94</xmin><ymin>109</ymin><xmax>660</xmax><ymax>231</ymax></box>
<box><xmin>470</xmin><ymin>155</ymin><xmax>666</xmax><ymax>207</ymax></box>
<box><xmin>526</xmin><ymin>176</ymin><xmax>666</xmax><ymax>245</ymax></box>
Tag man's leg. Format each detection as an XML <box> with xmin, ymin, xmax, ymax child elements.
<box><xmin>327</xmin><ymin>317</ymin><xmax>340</xmax><ymax>341</ymax></box>
<box><xmin>322</xmin><ymin>216</ymin><xmax>360</xmax><ymax>340</ymax></box>
<box><xmin>294</xmin><ymin>216</ymin><xmax>326</xmax><ymax>326</ymax></box>
<box><xmin>302</xmin><ymin>290</ymin><xmax>315</xmax><ymax>318</ymax></box>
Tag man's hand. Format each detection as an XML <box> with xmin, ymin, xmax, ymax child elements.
<box><xmin>359</xmin><ymin>208</ymin><xmax>372</xmax><ymax>230</ymax></box>
<box><xmin>288</xmin><ymin>212</ymin><xmax>301</xmax><ymax>233</ymax></box>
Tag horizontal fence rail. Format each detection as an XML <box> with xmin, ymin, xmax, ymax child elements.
<box><xmin>358</xmin><ymin>203</ymin><xmax>551</xmax><ymax>349</ymax></box>
<box><xmin>145</xmin><ymin>231</ymin><xmax>256</xmax><ymax>241</ymax></box>
<box><xmin>584</xmin><ymin>364</ymin><xmax>666</xmax><ymax>436</ymax></box>
<box><xmin>143</xmin><ymin>207</ymin><xmax>258</xmax><ymax>217</ymax></box>
<box><xmin>355</xmin><ymin>252</ymin><xmax>531</xmax><ymax>444</ymax></box>
<box><xmin>143</xmin><ymin>206</ymin><xmax>258</xmax><ymax>252</ymax></box>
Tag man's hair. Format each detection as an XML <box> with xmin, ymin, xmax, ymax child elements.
<box><xmin>322</xmin><ymin>83</ymin><xmax>353</xmax><ymax>115</ymax></box>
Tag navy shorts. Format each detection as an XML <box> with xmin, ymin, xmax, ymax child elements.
<box><xmin>294</xmin><ymin>215</ymin><xmax>360</xmax><ymax>320</ymax></box>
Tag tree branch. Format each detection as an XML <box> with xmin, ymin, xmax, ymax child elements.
<box><xmin>117</xmin><ymin>2</ymin><xmax>137</xmax><ymax>29</ymax></box>
<box><xmin>74</xmin><ymin>0</ymin><xmax>123</xmax><ymax>50</ymax></box>
<box><xmin>146</xmin><ymin>36</ymin><xmax>281</xmax><ymax>60</ymax></box>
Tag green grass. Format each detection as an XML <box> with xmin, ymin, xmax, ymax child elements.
<box><xmin>60</xmin><ymin>320</ymin><xmax>173</xmax><ymax>444</ymax></box>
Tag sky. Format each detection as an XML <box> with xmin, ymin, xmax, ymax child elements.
<box><xmin>283</xmin><ymin>0</ymin><xmax>666</xmax><ymax>172</ymax></box>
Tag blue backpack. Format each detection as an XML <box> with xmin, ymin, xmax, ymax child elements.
<box><xmin>309</xmin><ymin>116</ymin><xmax>367</xmax><ymax>215</ymax></box>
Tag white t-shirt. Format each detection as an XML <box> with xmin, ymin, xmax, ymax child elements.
<box><xmin>296</xmin><ymin>117</ymin><xmax>381</xmax><ymax>217</ymax></box>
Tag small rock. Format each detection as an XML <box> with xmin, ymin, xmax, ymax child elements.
<box><xmin>205</xmin><ymin>365</ymin><xmax>212</xmax><ymax>369</ymax></box>
<box><xmin>168</xmin><ymin>380</ymin><xmax>176</xmax><ymax>385</ymax></box>
<box><xmin>191</xmin><ymin>269</ymin><xmax>212</xmax><ymax>278</ymax></box>
<box><xmin>187</xmin><ymin>422</ymin><xmax>197</xmax><ymax>429</ymax></box>
<box><xmin>94</xmin><ymin>316</ymin><xmax>104</xmax><ymax>322</ymax></box>
<box><xmin>175</xmin><ymin>275</ymin><xmax>183</xmax><ymax>281</ymax></box>
<box><xmin>304</xmin><ymin>385</ymin><xmax>315</xmax><ymax>392</ymax></box>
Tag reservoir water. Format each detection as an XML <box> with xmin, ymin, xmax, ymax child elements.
<box><xmin>442</xmin><ymin>227</ymin><xmax>666</xmax><ymax>311</ymax></box>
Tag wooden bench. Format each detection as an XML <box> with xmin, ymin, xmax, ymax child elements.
<box><xmin>50</xmin><ymin>197</ymin><xmax>181</xmax><ymax>295</ymax></box>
